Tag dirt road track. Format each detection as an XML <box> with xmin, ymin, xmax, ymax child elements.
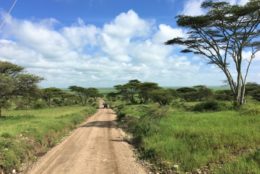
<box><xmin>26</xmin><ymin>108</ymin><xmax>147</xmax><ymax>174</ymax></box>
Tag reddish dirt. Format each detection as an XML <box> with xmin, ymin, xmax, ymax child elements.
<box><xmin>26</xmin><ymin>106</ymin><xmax>147</xmax><ymax>174</ymax></box>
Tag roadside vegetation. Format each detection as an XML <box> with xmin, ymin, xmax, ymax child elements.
<box><xmin>166</xmin><ymin>0</ymin><xmax>260</xmax><ymax>107</ymax></box>
<box><xmin>107</xmin><ymin>79</ymin><xmax>260</xmax><ymax>174</ymax></box>
<box><xmin>106</xmin><ymin>1</ymin><xmax>260</xmax><ymax>172</ymax></box>
<box><xmin>0</xmin><ymin>61</ymin><xmax>99</xmax><ymax>173</ymax></box>
<box><xmin>0</xmin><ymin>106</ymin><xmax>96</xmax><ymax>173</ymax></box>
<box><xmin>0</xmin><ymin>0</ymin><xmax>259</xmax><ymax>173</ymax></box>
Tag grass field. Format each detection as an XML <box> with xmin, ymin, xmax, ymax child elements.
<box><xmin>97</xmin><ymin>88</ymin><xmax>116</xmax><ymax>94</ymax></box>
<box><xmin>0</xmin><ymin>105</ymin><xmax>96</xmax><ymax>173</ymax></box>
<box><xmin>116</xmin><ymin>102</ymin><xmax>260</xmax><ymax>173</ymax></box>
<box><xmin>98</xmin><ymin>86</ymin><xmax>229</xmax><ymax>95</ymax></box>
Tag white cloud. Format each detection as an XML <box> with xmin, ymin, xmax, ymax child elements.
<box><xmin>103</xmin><ymin>10</ymin><xmax>149</xmax><ymax>39</ymax></box>
<box><xmin>182</xmin><ymin>0</ymin><xmax>205</xmax><ymax>16</ymax></box>
<box><xmin>62</xmin><ymin>19</ymin><xmax>99</xmax><ymax>51</ymax></box>
<box><xmin>182</xmin><ymin>0</ymin><xmax>250</xmax><ymax>16</ymax></box>
<box><xmin>1</xmin><ymin>9</ymin><xmax>257</xmax><ymax>87</ymax></box>
<box><xmin>153</xmin><ymin>24</ymin><xmax>186</xmax><ymax>43</ymax></box>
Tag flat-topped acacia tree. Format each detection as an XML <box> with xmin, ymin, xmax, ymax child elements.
<box><xmin>165</xmin><ymin>0</ymin><xmax>260</xmax><ymax>106</ymax></box>
<box><xmin>0</xmin><ymin>61</ymin><xmax>42</xmax><ymax>116</ymax></box>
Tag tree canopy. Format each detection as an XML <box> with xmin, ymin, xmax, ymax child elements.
<box><xmin>0</xmin><ymin>61</ymin><xmax>42</xmax><ymax>116</ymax></box>
<box><xmin>166</xmin><ymin>0</ymin><xmax>260</xmax><ymax>106</ymax></box>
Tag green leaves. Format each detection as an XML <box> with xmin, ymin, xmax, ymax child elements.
<box><xmin>0</xmin><ymin>61</ymin><xmax>42</xmax><ymax>115</ymax></box>
<box><xmin>0</xmin><ymin>61</ymin><xmax>23</xmax><ymax>77</ymax></box>
<box><xmin>166</xmin><ymin>0</ymin><xmax>260</xmax><ymax>106</ymax></box>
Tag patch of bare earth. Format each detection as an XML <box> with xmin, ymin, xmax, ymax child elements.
<box><xmin>26</xmin><ymin>107</ymin><xmax>147</xmax><ymax>174</ymax></box>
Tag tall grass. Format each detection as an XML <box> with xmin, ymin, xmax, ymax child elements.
<box><xmin>0</xmin><ymin>106</ymin><xmax>96</xmax><ymax>173</ymax></box>
<box><xmin>117</xmin><ymin>103</ymin><xmax>260</xmax><ymax>173</ymax></box>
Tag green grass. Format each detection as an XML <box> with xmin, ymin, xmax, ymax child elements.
<box><xmin>117</xmin><ymin>102</ymin><xmax>260</xmax><ymax>173</ymax></box>
<box><xmin>3</xmin><ymin>106</ymin><xmax>88</xmax><ymax>117</ymax></box>
<box><xmin>98</xmin><ymin>88</ymin><xmax>115</xmax><ymax>94</ymax></box>
<box><xmin>0</xmin><ymin>105</ymin><xmax>96</xmax><ymax>173</ymax></box>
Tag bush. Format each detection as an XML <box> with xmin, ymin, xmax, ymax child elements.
<box><xmin>146</xmin><ymin>104</ymin><xmax>169</xmax><ymax>118</ymax></box>
<box><xmin>251</xmin><ymin>89</ymin><xmax>260</xmax><ymax>101</ymax></box>
<box><xmin>149</xmin><ymin>89</ymin><xmax>173</xmax><ymax>105</ymax></box>
<box><xmin>15</xmin><ymin>100</ymin><xmax>28</xmax><ymax>110</ymax></box>
<box><xmin>117</xmin><ymin>111</ymin><xmax>126</xmax><ymax>121</ymax></box>
<box><xmin>239</xmin><ymin>107</ymin><xmax>260</xmax><ymax>116</ymax></box>
<box><xmin>214</xmin><ymin>90</ymin><xmax>234</xmax><ymax>101</ymax></box>
<box><xmin>32</xmin><ymin>100</ymin><xmax>47</xmax><ymax>109</ymax></box>
<box><xmin>250</xmin><ymin>149</ymin><xmax>260</xmax><ymax>165</ymax></box>
<box><xmin>193</xmin><ymin>101</ymin><xmax>227</xmax><ymax>112</ymax></box>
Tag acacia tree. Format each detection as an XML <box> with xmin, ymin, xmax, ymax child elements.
<box><xmin>15</xmin><ymin>74</ymin><xmax>43</xmax><ymax>108</ymax></box>
<box><xmin>138</xmin><ymin>82</ymin><xmax>160</xmax><ymax>103</ymax></box>
<box><xmin>114</xmin><ymin>80</ymin><xmax>141</xmax><ymax>104</ymax></box>
<box><xmin>42</xmin><ymin>87</ymin><xmax>63</xmax><ymax>107</ymax></box>
<box><xmin>166</xmin><ymin>0</ymin><xmax>260</xmax><ymax>106</ymax></box>
<box><xmin>69</xmin><ymin>86</ymin><xmax>86</xmax><ymax>105</ymax></box>
<box><xmin>0</xmin><ymin>74</ymin><xmax>15</xmax><ymax>116</ymax></box>
<box><xmin>0</xmin><ymin>61</ymin><xmax>42</xmax><ymax>115</ymax></box>
<box><xmin>69</xmin><ymin>86</ymin><xmax>99</xmax><ymax>105</ymax></box>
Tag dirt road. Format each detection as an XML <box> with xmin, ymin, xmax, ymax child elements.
<box><xmin>26</xmin><ymin>107</ymin><xmax>147</xmax><ymax>174</ymax></box>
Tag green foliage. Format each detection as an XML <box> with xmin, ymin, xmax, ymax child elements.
<box><xmin>214</xmin><ymin>89</ymin><xmax>234</xmax><ymax>101</ymax></box>
<box><xmin>106</xmin><ymin>92</ymin><xmax>119</xmax><ymax>101</ymax></box>
<box><xmin>149</xmin><ymin>89</ymin><xmax>173</xmax><ymax>105</ymax></box>
<box><xmin>0</xmin><ymin>61</ymin><xmax>23</xmax><ymax>76</ymax></box>
<box><xmin>42</xmin><ymin>87</ymin><xmax>63</xmax><ymax>107</ymax></box>
<box><xmin>116</xmin><ymin>103</ymin><xmax>260</xmax><ymax>173</ymax></box>
<box><xmin>214</xmin><ymin>149</ymin><xmax>260</xmax><ymax>174</ymax></box>
<box><xmin>113</xmin><ymin>80</ymin><xmax>179</xmax><ymax>105</ymax></box>
<box><xmin>0</xmin><ymin>61</ymin><xmax>42</xmax><ymax>116</ymax></box>
<box><xmin>166</xmin><ymin>0</ymin><xmax>260</xmax><ymax>106</ymax></box>
<box><xmin>69</xmin><ymin>86</ymin><xmax>100</xmax><ymax>105</ymax></box>
<box><xmin>193</xmin><ymin>100</ymin><xmax>228</xmax><ymax>112</ymax></box>
<box><xmin>0</xmin><ymin>106</ymin><xmax>96</xmax><ymax>173</ymax></box>
<box><xmin>246</xmin><ymin>82</ymin><xmax>260</xmax><ymax>101</ymax></box>
<box><xmin>251</xmin><ymin>149</ymin><xmax>260</xmax><ymax>166</ymax></box>
<box><xmin>0</xmin><ymin>74</ymin><xmax>15</xmax><ymax>116</ymax></box>
<box><xmin>139</xmin><ymin>82</ymin><xmax>160</xmax><ymax>103</ymax></box>
<box><xmin>114</xmin><ymin>79</ymin><xmax>142</xmax><ymax>104</ymax></box>
<box><xmin>176</xmin><ymin>86</ymin><xmax>213</xmax><ymax>102</ymax></box>
<box><xmin>239</xmin><ymin>104</ymin><xmax>260</xmax><ymax>116</ymax></box>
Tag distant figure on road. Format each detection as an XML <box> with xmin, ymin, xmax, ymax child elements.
<box><xmin>103</xmin><ymin>102</ymin><xmax>108</xmax><ymax>109</ymax></box>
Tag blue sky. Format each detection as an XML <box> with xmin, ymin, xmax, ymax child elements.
<box><xmin>1</xmin><ymin>0</ymin><xmax>182</xmax><ymax>26</ymax></box>
<box><xmin>0</xmin><ymin>0</ymin><xmax>259</xmax><ymax>87</ymax></box>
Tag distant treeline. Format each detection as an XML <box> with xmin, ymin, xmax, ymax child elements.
<box><xmin>107</xmin><ymin>80</ymin><xmax>260</xmax><ymax>106</ymax></box>
<box><xmin>0</xmin><ymin>61</ymin><xmax>100</xmax><ymax>116</ymax></box>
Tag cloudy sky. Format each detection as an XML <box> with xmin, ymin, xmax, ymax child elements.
<box><xmin>0</xmin><ymin>0</ymin><xmax>259</xmax><ymax>87</ymax></box>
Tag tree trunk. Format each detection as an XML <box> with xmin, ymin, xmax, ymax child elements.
<box><xmin>236</xmin><ymin>84</ymin><xmax>246</xmax><ymax>106</ymax></box>
<box><xmin>222</xmin><ymin>69</ymin><xmax>246</xmax><ymax>107</ymax></box>
<box><xmin>0</xmin><ymin>107</ymin><xmax>2</xmax><ymax>117</ymax></box>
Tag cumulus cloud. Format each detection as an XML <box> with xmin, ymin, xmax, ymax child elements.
<box><xmin>1</xmin><ymin>9</ymin><xmax>256</xmax><ymax>87</ymax></box>
<box><xmin>153</xmin><ymin>24</ymin><xmax>187</xmax><ymax>43</ymax></box>
<box><xmin>181</xmin><ymin>0</ymin><xmax>250</xmax><ymax>16</ymax></box>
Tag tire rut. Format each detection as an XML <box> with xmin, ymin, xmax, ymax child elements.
<box><xmin>26</xmin><ymin>108</ymin><xmax>147</xmax><ymax>174</ymax></box>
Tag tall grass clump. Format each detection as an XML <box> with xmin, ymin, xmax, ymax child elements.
<box><xmin>116</xmin><ymin>103</ymin><xmax>260</xmax><ymax>173</ymax></box>
<box><xmin>0</xmin><ymin>106</ymin><xmax>96</xmax><ymax>173</ymax></box>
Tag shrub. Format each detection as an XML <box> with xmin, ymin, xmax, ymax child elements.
<box><xmin>149</xmin><ymin>89</ymin><xmax>173</xmax><ymax>105</ymax></box>
<box><xmin>32</xmin><ymin>100</ymin><xmax>47</xmax><ymax>109</ymax></box>
<box><xmin>239</xmin><ymin>107</ymin><xmax>260</xmax><ymax>116</ymax></box>
<box><xmin>214</xmin><ymin>90</ymin><xmax>234</xmax><ymax>101</ymax></box>
<box><xmin>15</xmin><ymin>100</ymin><xmax>28</xmax><ymax>110</ymax></box>
<box><xmin>193</xmin><ymin>101</ymin><xmax>227</xmax><ymax>112</ymax></box>
<box><xmin>250</xmin><ymin>149</ymin><xmax>260</xmax><ymax>165</ymax></box>
<box><xmin>146</xmin><ymin>104</ymin><xmax>169</xmax><ymax>118</ymax></box>
<box><xmin>117</xmin><ymin>111</ymin><xmax>126</xmax><ymax>121</ymax></box>
<box><xmin>251</xmin><ymin>89</ymin><xmax>260</xmax><ymax>101</ymax></box>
